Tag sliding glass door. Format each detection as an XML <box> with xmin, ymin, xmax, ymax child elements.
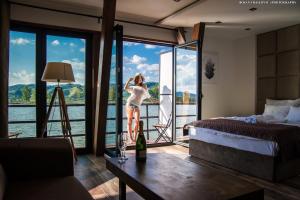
<box><xmin>105</xmin><ymin>25</ymin><xmax>123</xmax><ymax>156</ymax></box>
<box><xmin>9</xmin><ymin>24</ymin><xmax>92</xmax><ymax>152</ymax></box>
<box><xmin>174</xmin><ymin>42</ymin><xmax>201</xmax><ymax>144</ymax></box>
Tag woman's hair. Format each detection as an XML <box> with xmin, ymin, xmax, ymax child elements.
<box><xmin>134</xmin><ymin>73</ymin><xmax>145</xmax><ymax>86</ymax></box>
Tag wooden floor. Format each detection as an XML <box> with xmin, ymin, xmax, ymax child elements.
<box><xmin>75</xmin><ymin>145</ymin><xmax>300</xmax><ymax>200</ymax></box>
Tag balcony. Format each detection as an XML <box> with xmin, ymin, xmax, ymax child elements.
<box><xmin>105</xmin><ymin>102</ymin><xmax>196</xmax><ymax>147</ymax></box>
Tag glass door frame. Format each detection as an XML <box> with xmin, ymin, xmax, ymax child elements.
<box><xmin>172</xmin><ymin>40</ymin><xmax>202</xmax><ymax>143</ymax></box>
<box><xmin>9</xmin><ymin>21</ymin><xmax>93</xmax><ymax>153</ymax></box>
<box><xmin>104</xmin><ymin>25</ymin><xmax>123</xmax><ymax>157</ymax></box>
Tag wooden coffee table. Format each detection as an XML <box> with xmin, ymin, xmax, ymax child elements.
<box><xmin>106</xmin><ymin>153</ymin><xmax>263</xmax><ymax>200</ymax></box>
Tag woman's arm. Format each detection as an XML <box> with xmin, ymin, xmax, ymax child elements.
<box><xmin>124</xmin><ymin>77</ymin><xmax>134</xmax><ymax>91</ymax></box>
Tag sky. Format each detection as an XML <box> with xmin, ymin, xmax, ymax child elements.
<box><xmin>9</xmin><ymin>31</ymin><xmax>85</xmax><ymax>86</ymax></box>
<box><xmin>9</xmin><ymin>31</ymin><xmax>196</xmax><ymax>94</ymax></box>
<box><xmin>176</xmin><ymin>48</ymin><xmax>197</xmax><ymax>94</ymax></box>
<box><xmin>122</xmin><ymin>41</ymin><xmax>172</xmax><ymax>83</ymax></box>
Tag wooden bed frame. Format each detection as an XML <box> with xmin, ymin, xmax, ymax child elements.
<box><xmin>189</xmin><ymin>139</ymin><xmax>300</xmax><ymax>182</ymax></box>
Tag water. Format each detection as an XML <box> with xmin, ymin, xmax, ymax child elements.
<box><xmin>9</xmin><ymin>104</ymin><xmax>196</xmax><ymax>148</ymax></box>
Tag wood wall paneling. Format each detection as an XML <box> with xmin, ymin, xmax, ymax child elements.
<box><xmin>256</xmin><ymin>24</ymin><xmax>300</xmax><ymax>114</ymax></box>
<box><xmin>257</xmin><ymin>55</ymin><xmax>276</xmax><ymax>78</ymax></box>
<box><xmin>277</xmin><ymin>25</ymin><xmax>300</xmax><ymax>52</ymax></box>
<box><xmin>257</xmin><ymin>78</ymin><xmax>276</xmax><ymax>100</ymax></box>
<box><xmin>277</xmin><ymin>76</ymin><xmax>300</xmax><ymax>99</ymax></box>
<box><xmin>0</xmin><ymin>0</ymin><xmax>10</xmax><ymax>138</ymax></box>
<box><xmin>277</xmin><ymin>51</ymin><xmax>300</xmax><ymax>76</ymax></box>
<box><xmin>257</xmin><ymin>31</ymin><xmax>276</xmax><ymax>56</ymax></box>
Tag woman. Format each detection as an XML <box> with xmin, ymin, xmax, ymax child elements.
<box><xmin>124</xmin><ymin>73</ymin><xmax>151</xmax><ymax>142</ymax></box>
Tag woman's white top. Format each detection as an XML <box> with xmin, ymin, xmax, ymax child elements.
<box><xmin>126</xmin><ymin>86</ymin><xmax>151</xmax><ymax>107</ymax></box>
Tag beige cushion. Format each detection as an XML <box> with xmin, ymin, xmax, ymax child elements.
<box><xmin>0</xmin><ymin>164</ymin><xmax>6</xmax><ymax>200</ymax></box>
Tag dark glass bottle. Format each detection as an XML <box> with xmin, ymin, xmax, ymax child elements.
<box><xmin>136</xmin><ymin>120</ymin><xmax>147</xmax><ymax>161</ymax></box>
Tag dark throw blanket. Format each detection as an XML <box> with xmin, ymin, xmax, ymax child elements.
<box><xmin>185</xmin><ymin>119</ymin><xmax>300</xmax><ymax>161</ymax></box>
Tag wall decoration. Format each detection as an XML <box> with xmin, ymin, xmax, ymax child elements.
<box><xmin>202</xmin><ymin>52</ymin><xmax>218</xmax><ymax>84</ymax></box>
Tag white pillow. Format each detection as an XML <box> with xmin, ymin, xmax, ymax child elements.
<box><xmin>266</xmin><ymin>99</ymin><xmax>294</xmax><ymax>106</ymax></box>
<box><xmin>293</xmin><ymin>99</ymin><xmax>300</xmax><ymax>106</ymax></box>
<box><xmin>266</xmin><ymin>98</ymin><xmax>300</xmax><ymax>106</ymax></box>
<box><xmin>263</xmin><ymin>104</ymin><xmax>290</xmax><ymax>120</ymax></box>
<box><xmin>286</xmin><ymin>106</ymin><xmax>300</xmax><ymax>122</ymax></box>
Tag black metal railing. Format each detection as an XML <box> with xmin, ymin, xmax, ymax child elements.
<box><xmin>8</xmin><ymin>103</ymin><xmax>86</xmax><ymax>138</ymax></box>
<box><xmin>106</xmin><ymin>103</ymin><xmax>159</xmax><ymax>140</ymax></box>
<box><xmin>106</xmin><ymin>102</ymin><xmax>196</xmax><ymax>141</ymax></box>
<box><xmin>9</xmin><ymin>103</ymin><xmax>196</xmax><ymax>141</ymax></box>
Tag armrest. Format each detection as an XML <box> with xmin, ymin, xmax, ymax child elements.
<box><xmin>0</xmin><ymin>138</ymin><xmax>74</xmax><ymax>180</ymax></box>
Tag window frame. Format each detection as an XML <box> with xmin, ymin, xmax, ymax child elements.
<box><xmin>9</xmin><ymin>21</ymin><xmax>94</xmax><ymax>153</ymax></box>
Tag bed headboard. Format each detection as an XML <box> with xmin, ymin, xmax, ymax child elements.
<box><xmin>256</xmin><ymin>24</ymin><xmax>300</xmax><ymax>114</ymax></box>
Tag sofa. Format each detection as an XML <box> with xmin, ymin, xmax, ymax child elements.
<box><xmin>0</xmin><ymin>138</ymin><xmax>93</xmax><ymax>200</ymax></box>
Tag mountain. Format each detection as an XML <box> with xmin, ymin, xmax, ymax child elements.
<box><xmin>9</xmin><ymin>83</ymin><xmax>85</xmax><ymax>104</ymax></box>
<box><xmin>9</xmin><ymin>82</ymin><xmax>196</xmax><ymax>104</ymax></box>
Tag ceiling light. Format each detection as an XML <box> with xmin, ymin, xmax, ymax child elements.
<box><xmin>245</xmin><ymin>28</ymin><xmax>251</xmax><ymax>31</ymax></box>
<box><xmin>249</xmin><ymin>7</ymin><xmax>257</xmax><ymax>11</ymax></box>
<box><xmin>215</xmin><ymin>21</ymin><xmax>222</xmax><ymax>24</ymax></box>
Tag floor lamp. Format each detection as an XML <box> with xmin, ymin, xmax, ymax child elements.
<box><xmin>41</xmin><ymin>62</ymin><xmax>77</xmax><ymax>161</ymax></box>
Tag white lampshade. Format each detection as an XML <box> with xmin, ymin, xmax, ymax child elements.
<box><xmin>42</xmin><ymin>62</ymin><xmax>75</xmax><ymax>83</ymax></box>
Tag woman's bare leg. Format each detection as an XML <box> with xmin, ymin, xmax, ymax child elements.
<box><xmin>126</xmin><ymin>106</ymin><xmax>134</xmax><ymax>142</ymax></box>
<box><xmin>133</xmin><ymin>108</ymin><xmax>141</xmax><ymax>141</ymax></box>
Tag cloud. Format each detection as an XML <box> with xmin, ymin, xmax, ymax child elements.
<box><xmin>62</xmin><ymin>58</ymin><xmax>85</xmax><ymax>71</ymax></box>
<box><xmin>176</xmin><ymin>53</ymin><xmax>197</xmax><ymax>93</ymax></box>
<box><xmin>51</xmin><ymin>40</ymin><xmax>60</xmax><ymax>46</ymax></box>
<box><xmin>124</xmin><ymin>66</ymin><xmax>132</xmax><ymax>72</ymax></box>
<box><xmin>10</xmin><ymin>38</ymin><xmax>30</xmax><ymax>45</ymax></box>
<box><xmin>80</xmin><ymin>48</ymin><xmax>85</xmax><ymax>53</ymax></box>
<box><xmin>123</xmin><ymin>41</ymin><xmax>140</xmax><ymax>46</ymax></box>
<box><xmin>9</xmin><ymin>70</ymin><xmax>35</xmax><ymax>85</ymax></box>
<box><xmin>69</xmin><ymin>42</ymin><xmax>76</xmax><ymax>47</ymax></box>
<box><xmin>74</xmin><ymin>72</ymin><xmax>85</xmax><ymax>84</ymax></box>
<box><xmin>130</xmin><ymin>55</ymin><xmax>147</xmax><ymax>65</ymax></box>
<box><xmin>137</xmin><ymin>63</ymin><xmax>159</xmax><ymax>71</ymax></box>
<box><xmin>80</xmin><ymin>39</ymin><xmax>85</xmax><ymax>43</ymax></box>
<box><xmin>144</xmin><ymin>44</ymin><xmax>156</xmax><ymax>49</ymax></box>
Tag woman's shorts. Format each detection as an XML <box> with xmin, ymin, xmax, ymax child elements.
<box><xmin>127</xmin><ymin>103</ymin><xmax>139</xmax><ymax>110</ymax></box>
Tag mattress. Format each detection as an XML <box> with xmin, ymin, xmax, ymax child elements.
<box><xmin>189</xmin><ymin>127</ymin><xmax>279</xmax><ymax>156</ymax></box>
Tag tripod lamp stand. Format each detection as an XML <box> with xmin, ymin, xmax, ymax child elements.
<box><xmin>41</xmin><ymin>62</ymin><xmax>77</xmax><ymax>161</ymax></box>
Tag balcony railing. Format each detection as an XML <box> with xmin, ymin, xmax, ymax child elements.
<box><xmin>8</xmin><ymin>103</ymin><xmax>86</xmax><ymax>138</ymax></box>
<box><xmin>106</xmin><ymin>102</ymin><xmax>197</xmax><ymax>143</ymax></box>
<box><xmin>9</xmin><ymin>102</ymin><xmax>196</xmax><ymax>144</ymax></box>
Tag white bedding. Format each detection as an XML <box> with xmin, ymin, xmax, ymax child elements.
<box><xmin>189</xmin><ymin>127</ymin><xmax>279</xmax><ymax>156</ymax></box>
<box><xmin>189</xmin><ymin>116</ymin><xmax>300</xmax><ymax>157</ymax></box>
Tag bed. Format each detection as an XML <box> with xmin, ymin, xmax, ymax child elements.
<box><xmin>187</xmin><ymin>101</ymin><xmax>300</xmax><ymax>182</ymax></box>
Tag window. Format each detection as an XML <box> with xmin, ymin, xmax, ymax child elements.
<box><xmin>9</xmin><ymin>31</ymin><xmax>36</xmax><ymax>138</ymax></box>
<box><xmin>8</xmin><ymin>24</ymin><xmax>92</xmax><ymax>151</ymax></box>
<box><xmin>46</xmin><ymin>35</ymin><xmax>87</xmax><ymax>148</ymax></box>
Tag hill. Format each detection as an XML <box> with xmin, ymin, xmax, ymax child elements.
<box><xmin>9</xmin><ymin>83</ymin><xmax>85</xmax><ymax>104</ymax></box>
